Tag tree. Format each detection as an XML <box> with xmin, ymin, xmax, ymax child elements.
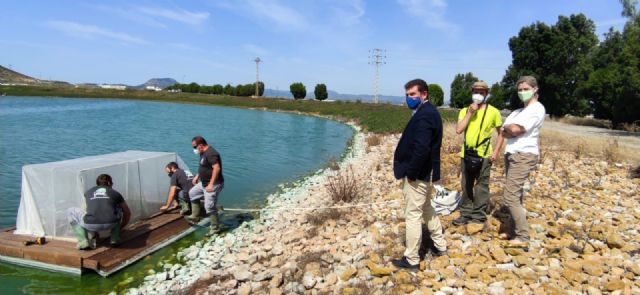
<box><xmin>580</xmin><ymin>1</ymin><xmax>640</xmax><ymax>125</ymax></box>
<box><xmin>428</xmin><ymin>83</ymin><xmax>444</xmax><ymax>106</ymax></box>
<box><xmin>487</xmin><ymin>82</ymin><xmax>507</xmax><ymax>110</ymax></box>
<box><xmin>223</xmin><ymin>84</ymin><xmax>235</xmax><ymax>96</ymax></box>
<box><xmin>502</xmin><ymin>14</ymin><xmax>598</xmax><ymax>116</ymax></box>
<box><xmin>256</xmin><ymin>81</ymin><xmax>265</xmax><ymax>96</ymax></box>
<box><xmin>186</xmin><ymin>82</ymin><xmax>200</xmax><ymax>93</ymax></box>
<box><xmin>449</xmin><ymin>73</ymin><xmax>478</xmax><ymax>108</ymax></box>
<box><xmin>212</xmin><ymin>84</ymin><xmax>224</xmax><ymax>95</ymax></box>
<box><xmin>290</xmin><ymin>82</ymin><xmax>306</xmax><ymax>99</ymax></box>
<box><xmin>314</xmin><ymin>84</ymin><xmax>328</xmax><ymax>100</ymax></box>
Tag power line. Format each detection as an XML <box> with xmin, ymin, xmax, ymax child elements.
<box><xmin>254</xmin><ymin>57</ymin><xmax>262</xmax><ymax>97</ymax></box>
<box><xmin>368</xmin><ymin>48</ymin><xmax>387</xmax><ymax>104</ymax></box>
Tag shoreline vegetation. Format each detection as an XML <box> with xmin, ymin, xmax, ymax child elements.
<box><xmin>0</xmin><ymin>85</ymin><xmax>457</xmax><ymax>134</ymax></box>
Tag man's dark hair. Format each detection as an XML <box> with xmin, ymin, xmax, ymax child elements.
<box><xmin>166</xmin><ymin>162</ymin><xmax>179</xmax><ymax>170</ymax></box>
<box><xmin>96</xmin><ymin>174</ymin><xmax>113</xmax><ymax>186</ymax></box>
<box><xmin>404</xmin><ymin>79</ymin><xmax>429</xmax><ymax>93</ymax></box>
<box><xmin>192</xmin><ymin>136</ymin><xmax>208</xmax><ymax>146</ymax></box>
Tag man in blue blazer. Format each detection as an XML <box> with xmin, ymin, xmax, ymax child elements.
<box><xmin>392</xmin><ymin>79</ymin><xmax>447</xmax><ymax>270</ymax></box>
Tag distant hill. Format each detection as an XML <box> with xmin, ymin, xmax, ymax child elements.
<box><xmin>0</xmin><ymin>65</ymin><xmax>39</xmax><ymax>84</ymax></box>
<box><xmin>263</xmin><ymin>88</ymin><xmax>403</xmax><ymax>104</ymax></box>
<box><xmin>0</xmin><ymin>65</ymin><xmax>71</xmax><ymax>86</ymax></box>
<box><xmin>131</xmin><ymin>78</ymin><xmax>178</xmax><ymax>90</ymax></box>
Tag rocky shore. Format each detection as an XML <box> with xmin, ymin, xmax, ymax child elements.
<box><xmin>125</xmin><ymin>123</ymin><xmax>640</xmax><ymax>295</ymax></box>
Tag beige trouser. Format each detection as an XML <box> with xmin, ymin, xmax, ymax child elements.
<box><xmin>402</xmin><ymin>178</ymin><xmax>447</xmax><ymax>265</ymax></box>
<box><xmin>503</xmin><ymin>152</ymin><xmax>539</xmax><ymax>241</ymax></box>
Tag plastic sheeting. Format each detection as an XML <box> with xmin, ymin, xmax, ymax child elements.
<box><xmin>15</xmin><ymin>151</ymin><xmax>191</xmax><ymax>239</ymax></box>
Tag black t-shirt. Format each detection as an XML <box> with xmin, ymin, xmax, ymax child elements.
<box><xmin>170</xmin><ymin>168</ymin><xmax>193</xmax><ymax>192</ymax></box>
<box><xmin>198</xmin><ymin>147</ymin><xmax>224</xmax><ymax>185</ymax></box>
<box><xmin>83</xmin><ymin>185</ymin><xmax>125</xmax><ymax>225</ymax></box>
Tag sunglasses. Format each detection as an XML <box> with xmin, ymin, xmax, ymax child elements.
<box><xmin>192</xmin><ymin>145</ymin><xmax>199</xmax><ymax>149</ymax></box>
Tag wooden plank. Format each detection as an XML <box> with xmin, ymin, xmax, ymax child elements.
<box><xmin>0</xmin><ymin>211</ymin><xmax>192</xmax><ymax>274</ymax></box>
<box><xmin>85</xmin><ymin>218</ymin><xmax>191</xmax><ymax>272</ymax></box>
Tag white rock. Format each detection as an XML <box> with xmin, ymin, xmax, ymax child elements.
<box><xmin>302</xmin><ymin>273</ymin><xmax>317</xmax><ymax>289</ymax></box>
<box><xmin>487</xmin><ymin>286</ymin><xmax>505</xmax><ymax>295</ymax></box>
<box><xmin>233</xmin><ymin>265</ymin><xmax>253</xmax><ymax>281</ymax></box>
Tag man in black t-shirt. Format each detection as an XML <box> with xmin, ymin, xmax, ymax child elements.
<box><xmin>67</xmin><ymin>174</ymin><xmax>131</xmax><ymax>250</ymax></box>
<box><xmin>187</xmin><ymin>136</ymin><xmax>225</xmax><ymax>236</ymax></box>
<box><xmin>161</xmin><ymin>162</ymin><xmax>193</xmax><ymax>216</ymax></box>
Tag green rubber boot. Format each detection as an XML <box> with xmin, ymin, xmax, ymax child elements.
<box><xmin>205</xmin><ymin>214</ymin><xmax>222</xmax><ymax>237</ymax></box>
<box><xmin>110</xmin><ymin>226</ymin><xmax>121</xmax><ymax>246</ymax></box>
<box><xmin>72</xmin><ymin>224</ymin><xmax>89</xmax><ymax>250</ymax></box>
<box><xmin>185</xmin><ymin>201</ymin><xmax>202</xmax><ymax>224</ymax></box>
<box><xmin>179</xmin><ymin>199</ymin><xmax>191</xmax><ymax>216</ymax></box>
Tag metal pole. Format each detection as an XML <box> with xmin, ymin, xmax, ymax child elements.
<box><xmin>368</xmin><ymin>49</ymin><xmax>386</xmax><ymax>104</ymax></box>
<box><xmin>254</xmin><ymin>57</ymin><xmax>261</xmax><ymax>97</ymax></box>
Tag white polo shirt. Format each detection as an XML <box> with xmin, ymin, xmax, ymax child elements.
<box><xmin>503</xmin><ymin>101</ymin><xmax>546</xmax><ymax>155</ymax></box>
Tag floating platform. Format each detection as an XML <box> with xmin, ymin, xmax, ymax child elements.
<box><xmin>0</xmin><ymin>210</ymin><xmax>204</xmax><ymax>276</ymax></box>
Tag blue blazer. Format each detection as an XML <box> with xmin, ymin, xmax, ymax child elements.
<box><xmin>393</xmin><ymin>101</ymin><xmax>442</xmax><ymax>182</ymax></box>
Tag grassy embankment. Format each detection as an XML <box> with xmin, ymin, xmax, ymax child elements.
<box><xmin>1</xmin><ymin>85</ymin><xmax>457</xmax><ymax>134</ymax></box>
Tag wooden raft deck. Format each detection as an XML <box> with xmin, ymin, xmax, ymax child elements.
<box><xmin>0</xmin><ymin>210</ymin><xmax>201</xmax><ymax>276</ymax></box>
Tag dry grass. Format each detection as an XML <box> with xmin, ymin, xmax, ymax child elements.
<box><xmin>620</xmin><ymin>121</ymin><xmax>640</xmax><ymax>133</ymax></box>
<box><xmin>540</xmin><ymin>129</ymin><xmax>640</xmax><ymax>163</ymax></box>
<box><xmin>326</xmin><ymin>156</ymin><xmax>340</xmax><ymax>171</ymax></box>
<box><xmin>325</xmin><ymin>166</ymin><xmax>365</xmax><ymax>203</ymax></box>
<box><xmin>556</xmin><ymin>116</ymin><xmax>612</xmax><ymax>129</ymax></box>
<box><xmin>306</xmin><ymin>208</ymin><xmax>342</xmax><ymax>226</ymax></box>
<box><xmin>366</xmin><ymin>134</ymin><xmax>382</xmax><ymax>147</ymax></box>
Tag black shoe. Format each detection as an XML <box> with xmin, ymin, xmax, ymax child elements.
<box><xmin>452</xmin><ymin>216</ymin><xmax>470</xmax><ymax>226</ymax></box>
<box><xmin>432</xmin><ymin>248</ymin><xmax>448</xmax><ymax>257</ymax></box>
<box><xmin>392</xmin><ymin>256</ymin><xmax>419</xmax><ymax>271</ymax></box>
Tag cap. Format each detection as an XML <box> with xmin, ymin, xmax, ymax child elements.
<box><xmin>472</xmin><ymin>80</ymin><xmax>489</xmax><ymax>89</ymax></box>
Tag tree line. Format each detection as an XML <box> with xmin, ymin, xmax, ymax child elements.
<box><xmin>166</xmin><ymin>82</ymin><xmax>265</xmax><ymax>97</ymax></box>
<box><xmin>449</xmin><ymin>0</ymin><xmax>639</xmax><ymax>126</ymax></box>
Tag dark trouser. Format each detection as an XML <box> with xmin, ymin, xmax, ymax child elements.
<box><xmin>459</xmin><ymin>158</ymin><xmax>492</xmax><ymax>222</ymax></box>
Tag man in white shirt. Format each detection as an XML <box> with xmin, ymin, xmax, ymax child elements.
<box><xmin>493</xmin><ymin>76</ymin><xmax>545</xmax><ymax>247</ymax></box>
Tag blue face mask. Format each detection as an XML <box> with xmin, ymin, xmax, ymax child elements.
<box><xmin>405</xmin><ymin>95</ymin><xmax>421</xmax><ymax>110</ymax></box>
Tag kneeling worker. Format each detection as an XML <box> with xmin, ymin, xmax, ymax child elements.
<box><xmin>67</xmin><ymin>174</ymin><xmax>131</xmax><ymax>250</ymax></box>
<box><xmin>161</xmin><ymin>162</ymin><xmax>193</xmax><ymax>216</ymax></box>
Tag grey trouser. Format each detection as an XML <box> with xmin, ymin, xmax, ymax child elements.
<box><xmin>402</xmin><ymin>178</ymin><xmax>446</xmax><ymax>265</ymax></box>
<box><xmin>177</xmin><ymin>190</ymin><xmax>188</xmax><ymax>201</ymax></box>
<box><xmin>459</xmin><ymin>158</ymin><xmax>492</xmax><ymax>222</ymax></box>
<box><xmin>503</xmin><ymin>152</ymin><xmax>538</xmax><ymax>241</ymax></box>
<box><xmin>189</xmin><ymin>182</ymin><xmax>224</xmax><ymax>215</ymax></box>
<box><xmin>67</xmin><ymin>207</ymin><xmax>120</xmax><ymax>232</ymax></box>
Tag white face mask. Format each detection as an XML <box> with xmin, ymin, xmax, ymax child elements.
<box><xmin>471</xmin><ymin>93</ymin><xmax>485</xmax><ymax>104</ymax></box>
<box><xmin>193</xmin><ymin>148</ymin><xmax>200</xmax><ymax>155</ymax></box>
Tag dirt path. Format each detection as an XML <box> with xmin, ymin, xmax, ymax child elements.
<box><xmin>543</xmin><ymin>120</ymin><xmax>640</xmax><ymax>150</ymax></box>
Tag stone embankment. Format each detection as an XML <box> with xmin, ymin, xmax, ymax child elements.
<box><xmin>127</xmin><ymin>123</ymin><xmax>640</xmax><ymax>295</ymax></box>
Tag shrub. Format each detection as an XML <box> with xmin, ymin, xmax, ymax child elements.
<box><xmin>325</xmin><ymin>166</ymin><xmax>364</xmax><ymax>203</ymax></box>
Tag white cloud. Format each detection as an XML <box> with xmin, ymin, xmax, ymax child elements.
<box><xmin>46</xmin><ymin>21</ymin><xmax>149</xmax><ymax>45</ymax></box>
<box><xmin>92</xmin><ymin>5</ymin><xmax>167</xmax><ymax>28</ymax></box>
<box><xmin>396</xmin><ymin>0</ymin><xmax>459</xmax><ymax>35</ymax></box>
<box><xmin>136</xmin><ymin>6</ymin><xmax>210</xmax><ymax>26</ymax></box>
<box><xmin>328</xmin><ymin>0</ymin><xmax>366</xmax><ymax>26</ymax></box>
<box><xmin>217</xmin><ymin>0</ymin><xmax>308</xmax><ymax>30</ymax></box>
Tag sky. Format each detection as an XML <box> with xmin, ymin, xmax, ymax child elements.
<box><xmin>0</xmin><ymin>1</ymin><xmax>631</xmax><ymax>100</ymax></box>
